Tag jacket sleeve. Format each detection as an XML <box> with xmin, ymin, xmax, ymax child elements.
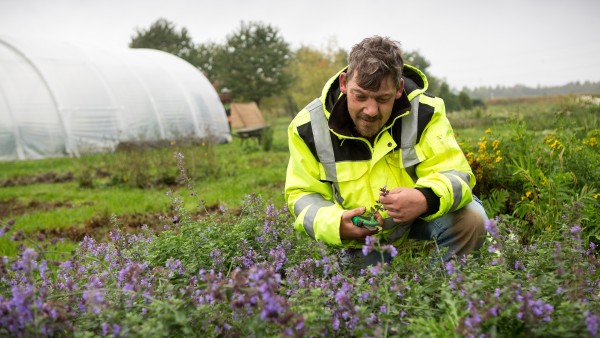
<box><xmin>284</xmin><ymin>112</ymin><xmax>345</xmax><ymax>246</ymax></box>
<box><xmin>413</xmin><ymin>96</ymin><xmax>475</xmax><ymax>221</ymax></box>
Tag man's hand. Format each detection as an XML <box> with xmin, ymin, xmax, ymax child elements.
<box><xmin>339</xmin><ymin>207</ymin><xmax>380</xmax><ymax>240</ymax></box>
<box><xmin>379</xmin><ymin>187</ymin><xmax>428</xmax><ymax>223</ymax></box>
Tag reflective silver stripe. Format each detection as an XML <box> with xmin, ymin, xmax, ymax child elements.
<box><xmin>402</xmin><ymin>95</ymin><xmax>421</xmax><ymax>182</ymax></box>
<box><xmin>294</xmin><ymin>193</ymin><xmax>328</xmax><ymax>216</ymax></box>
<box><xmin>442</xmin><ymin>170</ymin><xmax>471</xmax><ymax>186</ymax></box>
<box><xmin>303</xmin><ymin>199</ymin><xmax>335</xmax><ymax>240</ymax></box>
<box><xmin>402</xmin><ymin>147</ymin><xmax>420</xmax><ymax>168</ymax></box>
<box><xmin>307</xmin><ymin>99</ymin><xmax>336</xmax><ymax>181</ymax></box>
<box><xmin>306</xmin><ymin>98</ymin><xmax>344</xmax><ymax>205</ymax></box>
<box><xmin>401</xmin><ymin>96</ymin><xmax>419</xmax><ymax>148</ymax></box>
<box><xmin>441</xmin><ymin>171</ymin><xmax>466</xmax><ymax>211</ymax></box>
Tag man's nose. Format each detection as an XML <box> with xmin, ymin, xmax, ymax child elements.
<box><xmin>362</xmin><ymin>99</ymin><xmax>379</xmax><ymax>116</ymax></box>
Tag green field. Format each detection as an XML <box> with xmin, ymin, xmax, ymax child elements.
<box><xmin>1</xmin><ymin>95</ymin><xmax>599</xmax><ymax>337</ymax></box>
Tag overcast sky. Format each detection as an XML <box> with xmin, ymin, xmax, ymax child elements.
<box><xmin>1</xmin><ymin>0</ymin><xmax>599</xmax><ymax>90</ymax></box>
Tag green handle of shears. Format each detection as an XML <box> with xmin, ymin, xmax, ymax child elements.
<box><xmin>352</xmin><ymin>215</ymin><xmax>379</xmax><ymax>227</ymax></box>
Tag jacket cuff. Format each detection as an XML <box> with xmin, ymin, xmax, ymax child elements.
<box><xmin>416</xmin><ymin>187</ymin><xmax>440</xmax><ymax>217</ymax></box>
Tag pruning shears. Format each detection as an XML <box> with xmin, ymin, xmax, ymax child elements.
<box><xmin>352</xmin><ymin>215</ymin><xmax>381</xmax><ymax>232</ymax></box>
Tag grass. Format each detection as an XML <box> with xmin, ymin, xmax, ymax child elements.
<box><xmin>0</xmin><ymin>116</ymin><xmax>292</xmax><ymax>256</ymax></box>
<box><xmin>1</xmin><ymin>95</ymin><xmax>598</xmax><ymax>255</ymax></box>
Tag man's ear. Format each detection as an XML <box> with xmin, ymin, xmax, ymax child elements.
<box><xmin>339</xmin><ymin>72</ymin><xmax>348</xmax><ymax>94</ymax></box>
<box><xmin>395</xmin><ymin>78</ymin><xmax>405</xmax><ymax>100</ymax></box>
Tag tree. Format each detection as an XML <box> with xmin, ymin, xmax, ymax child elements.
<box><xmin>130</xmin><ymin>18</ymin><xmax>198</xmax><ymax>65</ymax></box>
<box><xmin>287</xmin><ymin>44</ymin><xmax>347</xmax><ymax>114</ymax></box>
<box><xmin>213</xmin><ymin>21</ymin><xmax>293</xmax><ymax>106</ymax></box>
<box><xmin>458</xmin><ymin>90</ymin><xmax>474</xmax><ymax>110</ymax></box>
<box><xmin>438</xmin><ymin>82</ymin><xmax>460</xmax><ymax>112</ymax></box>
<box><xmin>403</xmin><ymin>50</ymin><xmax>431</xmax><ymax>73</ymax></box>
<box><xmin>403</xmin><ymin>50</ymin><xmax>441</xmax><ymax>95</ymax></box>
<box><xmin>196</xmin><ymin>42</ymin><xmax>221</xmax><ymax>85</ymax></box>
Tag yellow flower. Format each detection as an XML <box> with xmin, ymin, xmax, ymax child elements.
<box><xmin>550</xmin><ymin>140</ymin><xmax>563</xmax><ymax>150</ymax></box>
<box><xmin>479</xmin><ymin>140</ymin><xmax>487</xmax><ymax>152</ymax></box>
<box><xmin>492</xmin><ymin>140</ymin><xmax>500</xmax><ymax>151</ymax></box>
<box><xmin>594</xmin><ymin>193</ymin><xmax>600</xmax><ymax>199</ymax></box>
<box><xmin>495</xmin><ymin>156</ymin><xmax>503</xmax><ymax>163</ymax></box>
<box><xmin>583</xmin><ymin>137</ymin><xmax>597</xmax><ymax>147</ymax></box>
<box><xmin>485</xmin><ymin>128</ymin><xmax>492</xmax><ymax>134</ymax></box>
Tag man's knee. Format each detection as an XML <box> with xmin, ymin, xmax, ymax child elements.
<box><xmin>451</xmin><ymin>202</ymin><xmax>488</xmax><ymax>255</ymax></box>
<box><xmin>460</xmin><ymin>203</ymin><xmax>486</xmax><ymax>228</ymax></box>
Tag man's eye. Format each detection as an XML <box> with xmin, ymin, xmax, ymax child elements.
<box><xmin>355</xmin><ymin>95</ymin><xmax>367</xmax><ymax>101</ymax></box>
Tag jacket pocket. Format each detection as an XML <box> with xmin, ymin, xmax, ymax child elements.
<box><xmin>319</xmin><ymin>161</ymin><xmax>370</xmax><ymax>209</ymax></box>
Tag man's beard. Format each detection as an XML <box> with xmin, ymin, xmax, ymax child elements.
<box><xmin>354</xmin><ymin>113</ymin><xmax>381</xmax><ymax>138</ymax></box>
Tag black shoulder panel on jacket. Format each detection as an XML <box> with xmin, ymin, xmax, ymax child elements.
<box><xmin>331</xmin><ymin>137</ymin><xmax>372</xmax><ymax>161</ymax></box>
<box><xmin>297</xmin><ymin>122</ymin><xmax>319</xmax><ymax>160</ymax></box>
<box><xmin>403</xmin><ymin>77</ymin><xmax>419</xmax><ymax>95</ymax></box>
<box><xmin>388</xmin><ymin>100</ymin><xmax>435</xmax><ymax>145</ymax></box>
<box><xmin>417</xmin><ymin>102</ymin><xmax>435</xmax><ymax>143</ymax></box>
<box><xmin>297</xmin><ymin>121</ymin><xmax>371</xmax><ymax>163</ymax></box>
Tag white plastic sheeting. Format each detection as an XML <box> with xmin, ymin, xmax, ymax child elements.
<box><xmin>0</xmin><ymin>36</ymin><xmax>231</xmax><ymax>161</ymax></box>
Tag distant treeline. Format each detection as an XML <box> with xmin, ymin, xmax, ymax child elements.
<box><xmin>465</xmin><ymin>81</ymin><xmax>600</xmax><ymax>100</ymax></box>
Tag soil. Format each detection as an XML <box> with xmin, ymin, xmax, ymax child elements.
<box><xmin>0</xmin><ymin>170</ymin><xmax>239</xmax><ymax>246</ymax></box>
<box><xmin>0</xmin><ymin>172</ymin><xmax>75</xmax><ymax>187</ymax></box>
<box><xmin>1</xmin><ymin>196</ymin><xmax>231</xmax><ymax>244</ymax></box>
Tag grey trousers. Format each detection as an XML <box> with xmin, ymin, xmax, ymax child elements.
<box><xmin>342</xmin><ymin>197</ymin><xmax>488</xmax><ymax>268</ymax></box>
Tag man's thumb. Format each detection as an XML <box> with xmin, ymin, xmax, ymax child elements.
<box><xmin>351</xmin><ymin>206</ymin><xmax>367</xmax><ymax>216</ymax></box>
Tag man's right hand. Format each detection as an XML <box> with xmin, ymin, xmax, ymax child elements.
<box><xmin>339</xmin><ymin>207</ymin><xmax>379</xmax><ymax>241</ymax></box>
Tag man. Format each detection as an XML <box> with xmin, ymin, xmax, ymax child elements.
<box><xmin>285</xmin><ymin>36</ymin><xmax>487</xmax><ymax>267</ymax></box>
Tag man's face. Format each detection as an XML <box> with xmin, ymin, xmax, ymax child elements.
<box><xmin>339</xmin><ymin>72</ymin><xmax>404</xmax><ymax>138</ymax></box>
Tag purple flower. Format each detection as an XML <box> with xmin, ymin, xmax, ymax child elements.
<box><xmin>586</xmin><ymin>310</ymin><xmax>598</xmax><ymax>336</ymax></box>
<box><xmin>332</xmin><ymin>317</ymin><xmax>340</xmax><ymax>331</ymax></box>
<box><xmin>335</xmin><ymin>289</ymin><xmax>348</xmax><ymax>304</ymax></box>
<box><xmin>382</xmin><ymin>244</ymin><xmax>398</xmax><ymax>257</ymax></box>
<box><xmin>102</xmin><ymin>323</ymin><xmax>109</xmax><ymax>336</ymax></box>
<box><xmin>369</xmin><ymin>264</ymin><xmax>383</xmax><ymax>276</ymax></box>
<box><xmin>210</xmin><ymin>249</ymin><xmax>225</xmax><ymax>267</ymax></box>
<box><xmin>485</xmin><ymin>219</ymin><xmax>500</xmax><ymax>238</ymax></box>
<box><xmin>362</xmin><ymin>236</ymin><xmax>376</xmax><ymax>256</ymax></box>
<box><xmin>359</xmin><ymin>292</ymin><xmax>370</xmax><ymax>302</ymax></box>
<box><xmin>165</xmin><ymin>257</ymin><xmax>185</xmax><ymax>274</ymax></box>
<box><xmin>514</xmin><ymin>260</ymin><xmax>525</xmax><ymax>270</ymax></box>
<box><xmin>0</xmin><ymin>219</ymin><xmax>15</xmax><ymax>236</ymax></box>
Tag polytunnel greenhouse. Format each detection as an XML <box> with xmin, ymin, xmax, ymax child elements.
<box><xmin>0</xmin><ymin>35</ymin><xmax>231</xmax><ymax>161</ymax></box>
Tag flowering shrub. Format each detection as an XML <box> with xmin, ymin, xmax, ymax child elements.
<box><xmin>465</xmin><ymin>128</ymin><xmax>503</xmax><ymax>185</ymax></box>
<box><xmin>1</xmin><ymin>185</ymin><xmax>599</xmax><ymax>337</ymax></box>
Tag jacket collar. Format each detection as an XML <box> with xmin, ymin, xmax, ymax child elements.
<box><xmin>328</xmin><ymin>92</ymin><xmax>411</xmax><ymax>138</ymax></box>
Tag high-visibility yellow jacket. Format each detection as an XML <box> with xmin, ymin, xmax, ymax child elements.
<box><xmin>285</xmin><ymin>65</ymin><xmax>475</xmax><ymax>248</ymax></box>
